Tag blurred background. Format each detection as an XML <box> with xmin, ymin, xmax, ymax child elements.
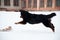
<box><xmin>0</xmin><ymin>0</ymin><xmax>60</xmax><ymax>40</ymax></box>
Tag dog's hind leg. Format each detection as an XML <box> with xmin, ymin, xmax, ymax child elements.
<box><xmin>43</xmin><ymin>20</ymin><xmax>55</xmax><ymax>32</ymax></box>
<box><xmin>49</xmin><ymin>23</ymin><xmax>55</xmax><ymax>32</ymax></box>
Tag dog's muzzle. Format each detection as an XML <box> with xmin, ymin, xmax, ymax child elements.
<box><xmin>20</xmin><ymin>16</ymin><xmax>22</xmax><ymax>18</ymax></box>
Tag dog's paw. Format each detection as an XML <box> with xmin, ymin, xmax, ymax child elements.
<box><xmin>15</xmin><ymin>22</ymin><xmax>26</xmax><ymax>25</ymax></box>
<box><xmin>15</xmin><ymin>22</ymin><xmax>20</xmax><ymax>24</ymax></box>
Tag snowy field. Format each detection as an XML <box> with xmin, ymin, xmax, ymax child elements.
<box><xmin>0</xmin><ymin>11</ymin><xmax>60</xmax><ymax>40</ymax></box>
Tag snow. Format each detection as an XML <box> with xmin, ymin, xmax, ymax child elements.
<box><xmin>0</xmin><ymin>11</ymin><xmax>60</xmax><ymax>40</ymax></box>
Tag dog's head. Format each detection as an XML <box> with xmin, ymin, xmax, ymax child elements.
<box><xmin>19</xmin><ymin>10</ymin><xmax>29</xmax><ymax>18</ymax></box>
<box><xmin>19</xmin><ymin>10</ymin><xmax>28</xmax><ymax>12</ymax></box>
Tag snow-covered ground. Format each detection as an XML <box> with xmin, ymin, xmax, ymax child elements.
<box><xmin>0</xmin><ymin>11</ymin><xmax>60</xmax><ymax>40</ymax></box>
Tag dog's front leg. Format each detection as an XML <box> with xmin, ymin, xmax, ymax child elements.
<box><xmin>15</xmin><ymin>21</ymin><xmax>26</xmax><ymax>24</ymax></box>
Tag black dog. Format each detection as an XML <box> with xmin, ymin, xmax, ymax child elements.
<box><xmin>15</xmin><ymin>10</ymin><xmax>56</xmax><ymax>32</ymax></box>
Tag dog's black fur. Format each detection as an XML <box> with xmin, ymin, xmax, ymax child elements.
<box><xmin>15</xmin><ymin>10</ymin><xmax>56</xmax><ymax>32</ymax></box>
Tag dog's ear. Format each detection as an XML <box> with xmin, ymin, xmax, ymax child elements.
<box><xmin>19</xmin><ymin>10</ymin><xmax>23</xmax><ymax>12</ymax></box>
<box><xmin>19</xmin><ymin>10</ymin><xmax>27</xmax><ymax>12</ymax></box>
<box><xmin>19</xmin><ymin>10</ymin><xmax>29</xmax><ymax>13</ymax></box>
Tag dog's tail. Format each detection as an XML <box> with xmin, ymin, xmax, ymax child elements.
<box><xmin>47</xmin><ymin>13</ymin><xmax>56</xmax><ymax>18</ymax></box>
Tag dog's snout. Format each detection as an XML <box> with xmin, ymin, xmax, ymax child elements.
<box><xmin>20</xmin><ymin>16</ymin><xmax>22</xmax><ymax>18</ymax></box>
